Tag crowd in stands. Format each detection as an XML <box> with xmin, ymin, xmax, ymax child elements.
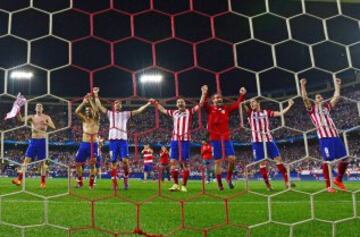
<box><xmin>1</xmin><ymin>94</ymin><xmax>358</xmax><ymax>144</ymax></box>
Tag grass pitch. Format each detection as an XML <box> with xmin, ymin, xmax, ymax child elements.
<box><xmin>0</xmin><ymin>178</ymin><xmax>359</xmax><ymax>237</ymax></box>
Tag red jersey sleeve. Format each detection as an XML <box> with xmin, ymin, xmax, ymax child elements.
<box><xmin>202</xmin><ymin>94</ymin><xmax>211</xmax><ymax>113</ymax></box>
<box><xmin>166</xmin><ymin>109</ymin><xmax>174</xmax><ymax>116</ymax></box>
<box><xmin>266</xmin><ymin>109</ymin><xmax>275</xmax><ymax>118</ymax></box>
<box><xmin>227</xmin><ymin>94</ymin><xmax>245</xmax><ymax>113</ymax></box>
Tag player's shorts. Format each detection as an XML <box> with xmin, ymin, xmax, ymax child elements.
<box><xmin>75</xmin><ymin>142</ymin><xmax>99</xmax><ymax>163</ymax></box>
<box><xmin>144</xmin><ymin>164</ymin><xmax>153</xmax><ymax>172</ymax></box>
<box><xmin>25</xmin><ymin>138</ymin><xmax>46</xmax><ymax>161</ymax></box>
<box><xmin>170</xmin><ymin>140</ymin><xmax>190</xmax><ymax>161</ymax></box>
<box><xmin>109</xmin><ymin>139</ymin><xmax>129</xmax><ymax>162</ymax></box>
<box><xmin>202</xmin><ymin>159</ymin><xmax>213</xmax><ymax>166</ymax></box>
<box><xmin>319</xmin><ymin>137</ymin><xmax>347</xmax><ymax>161</ymax></box>
<box><xmin>211</xmin><ymin>140</ymin><xmax>235</xmax><ymax>160</ymax></box>
<box><xmin>96</xmin><ymin>155</ymin><xmax>102</xmax><ymax>169</ymax></box>
<box><xmin>252</xmin><ymin>141</ymin><xmax>280</xmax><ymax>161</ymax></box>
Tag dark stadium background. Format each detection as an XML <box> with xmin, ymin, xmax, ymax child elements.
<box><xmin>0</xmin><ymin>0</ymin><xmax>359</xmax><ymax>99</ymax></box>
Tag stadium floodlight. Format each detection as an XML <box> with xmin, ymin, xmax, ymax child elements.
<box><xmin>10</xmin><ymin>71</ymin><xmax>34</xmax><ymax>80</ymax></box>
<box><xmin>139</xmin><ymin>74</ymin><xmax>163</xmax><ymax>83</ymax></box>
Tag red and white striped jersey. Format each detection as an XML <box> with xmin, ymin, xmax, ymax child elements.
<box><xmin>166</xmin><ymin>106</ymin><xmax>198</xmax><ymax>141</ymax></box>
<box><xmin>143</xmin><ymin>150</ymin><xmax>154</xmax><ymax>164</ymax></box>
<box><xmin>107</xmin><ymin>110</ymin><xmax>131</xmax><ymax>140</ymax></box>
<box><xmin>247</xmin><ymin>109</ymin><xmax>275</xmax><ymax>142</ymax></box>
<box><xmin>308</xmin><ymin>102</ymin><xmax>338</xmax><ymax>138</ymax></box>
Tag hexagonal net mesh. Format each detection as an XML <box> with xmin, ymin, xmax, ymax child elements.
<box><xmin>0</xmin><ymin>0</ymin><xmax>359</xmax><ymax>236</ymax></box>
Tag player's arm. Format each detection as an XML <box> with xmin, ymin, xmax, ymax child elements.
<box><xmin>154</xmin><ymin>101</ymin><xmax>168</xmax><ymax>115</ymax></box>
<box><xmin>131</xmin><ymin>100</ymin><xmax>152</xmax><ymax>116</ymax></box>
<box><xmin>75</xmin><ymin>96</ymin><xmax>88</xmax><ymax>121</ymax></box>
<box><xmin>45</xmin><ymin>115</ymin><xmax>56</xmax><ymax>129</ymax></box>
<box><xmin>199</xmin><ymin>85</ymin><xmax>211</xmax><ymax>112</ymax></box>
<box><xmin>93</xmin><ymin>87</ymin><xmax>108</xmax><ymax>114</ymax></box>
<box><xmin>199</xmin><ymin>85</ymin><xmax>208</xmax><ymax>107</ymax></box>
<box><xmin>300</xmin><ymin>79</ymin><xmax>312</xmax><ymax>111</ymax></box>
<box><xmin>242</xmin><ymin>100</ymin><xmax>250</xmax><ymax>114</ymax></box>
<box><xmin>87</xmin><ymin>94</ymin><xmax>101</xmax><ymax>121</ymax></box>
<box><xmin>273</xmin><ymin>99</ymin><xmax>294</xmax><ymax>117</ymax></box>
<box><xmin>88</xmin><ymin>94</ymin><xmax>98</xmax><ymax>113</ymax></box>
<box><xmin>192</xmin><ymin>85</ymin><xmax>209</xmax><ymax>113</ymax></box>
<box><xmin>330</xmin><ymin>78</ymin><xmax>341</xmax><ymax>108</ymax></box>
<box><xmin>16</xmin><ymin>111</ymin><xmax>32</xmax><ymax>123</ymax></box>
<box><xmin>228</xmin><ymin>87</ymin><xmax>247</xmax><ymax>112</ymax></box>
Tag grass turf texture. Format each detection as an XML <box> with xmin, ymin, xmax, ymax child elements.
<box><xmin>0</xmin><ymin>178</ymin><xmax>359</xmax><ymax>237</ymax></box>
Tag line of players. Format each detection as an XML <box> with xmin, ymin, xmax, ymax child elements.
<box><xmin>11</xmin><ymin>78</ymin><xmax>349</xmax><ymax>193</ymax></box>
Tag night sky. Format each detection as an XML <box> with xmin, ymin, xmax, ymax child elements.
<box><xmin>0</xmin><ymin>0</ymin><xmax>359</xmax><ymax>99</ymax></box>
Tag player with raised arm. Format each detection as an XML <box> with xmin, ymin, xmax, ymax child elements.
<box><xmin>93</xmin><ymin>87</ymin><xmax>151</xmax><ymax>190</ymax></box>
<box><xmin>243</xmin><ymin>98</ymin><xmax>294</xmax><ymax>190</ymax></box>
<box><xmin>300</xmin><ymin>78</ymin><xmax>348</xmax><ymax>192</ymax></box>
<box><xmin>12</xmin><ymin>103</ymin><xmax>56</xmax><ymax>188</ymax></box>
<box><xmin>154</xmin><ymin>91</ymin><xmax>206</xmax><ymax>192</ymax></box>
<box><xmin>200</xmin><ymin>85</ymin><xmax>246</xmax><ymax>190</ymax></box>
<box><xmin>74</xmin><ymin>94</ymin><xmax>100</xmax><ymax>189</ymax></box>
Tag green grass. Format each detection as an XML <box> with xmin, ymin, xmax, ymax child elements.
<box><xmin>0</xmin><ymin>178</ymin><xmax>359</xmax><ymax>237</ymax></box>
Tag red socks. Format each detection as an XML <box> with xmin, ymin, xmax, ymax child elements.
<box><xmin>259</xmin><ymin>167</ymin><xmax>270</xmax><ymax>186</ymax></box>
<box><xmin>182</xmin><ymin>169</ymin><xmax>189</xmax><ymax>186</ymax></box>
<box><xmin>89</xmin><ymin>175</ymin><xmax>95</xmax><ymax>187</ymax></box>
<box><xmin>216</xmin><ymin>174</ymin><xmax>223</xmax><ymax>188</ymax></box>
<box><xmin>226</xmin><ymin>170</ymin><xmax>233</xmax><ymax>182</ymax></box>
<box><xmin>322</xmin><ymin>163</ymin><xmax>331</xmax><ymax>188</ymax></box>
<box><xmin>18</xmin><ymin>172</ymin><xmax>23</xmax><ymax>181</ymax></box>
<box><xmin>41</xmin><ymin>175</ymin><xmax>46</xmax><ymax>184</ymax></box>
<box><xmin>276</xmin><ymin>163</ymin><xmax>288</xmax><ymax>183</ymax></box>
<box><xmin>336</xmin><ymin>161</ymin><xmax>348</xmax><ymax>182</ymax></box>
<box><xmin>171</xmin><ymin>169</ymin><xmax>179</xmax><ymax>184</ymax></box>
<box><xmin>227</xmin><ymin>162</ymin><xmax>234</xmax><ymax>182</ymax></box>
<box><xmin>124</xmin><ymin>166</ymin><xmax>129</xmax><ymax>186</ymax></box>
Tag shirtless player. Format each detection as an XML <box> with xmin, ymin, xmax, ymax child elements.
<box><xmin>12</xmin><ymin>103</ymin><xmax>55</xmax><ymax>188</ymax></box>
<box><xmin>74</xmin><ymin>94</ymin><xmax>101</xmax><ymax>189</ymax></box>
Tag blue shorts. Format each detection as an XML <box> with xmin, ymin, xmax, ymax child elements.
<box><xmin>319</xmin><ymin>137</ymin><xmax>347</xmax><ymax>161</ymax></box>
<box><xmin>109</xmin><ymin>139</ymin><xmax>129</xmax><ymax>162</ymax></box>
<box><xmin>211</xmin><ymin>140</ymin><xmax>235</xmax><ymax>160</ymax></box>
<box><xmin>96</xmin><ymin>155</ymin><xmax>102</xmax><ymax>169</ymax></box>
<box><xmin>252</xmin><ymin>142</ymin><xmax>280</xmax><ymax>161</ymax></box>
<box><xmin>203</xmin><ymin>160</ymin><xmax>213</xmax><ymax>166</ymax></box>
<box><xmin>25</xmin><ymin>138</ymin><xmax>46</xmax><ymax>161</ymax></box>
<box><xmin>144</xmin><ymin>164</ymin><xmax>153</xmax><ymax>172</ymax></box>
<box><xmin>75</xmin><ymin>142</ymin><xmax>99</xmax><ymax>163</ymax></box>
<box><xmin>170</xmin><ymin>141</ymin><xmax>190</xmax><ymax>161</ymax></box>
